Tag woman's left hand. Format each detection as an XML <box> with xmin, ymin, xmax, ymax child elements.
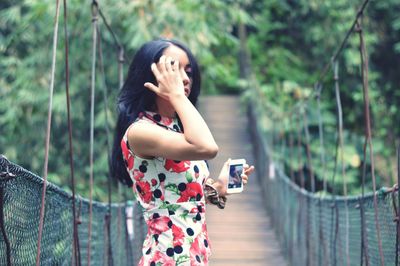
<box><xmin>215</xmin><ymin>159</ymin><xmax>255</xmax><ymax>197</ymax></box>
<box><xmin>241</xmin><ymin>163</ymin><xmax>255</xmax><ymax>186</ymax></box>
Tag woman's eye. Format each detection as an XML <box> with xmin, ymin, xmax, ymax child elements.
<box><xmin>185</xmin><ymin>70</ymin><xmax>193</xmax><ymax>78</ymax></box>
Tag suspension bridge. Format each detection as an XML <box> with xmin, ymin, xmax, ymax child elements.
<box><xmin>1</xmin><ymin>0</ymin><xmax>399</xmax><ymax>265</ymax></box>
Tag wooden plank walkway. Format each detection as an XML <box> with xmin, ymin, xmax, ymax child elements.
<box><xmin>199</xmin><ymin>95</ymin><xmax>287</xmax><ymax>266</ymax></box>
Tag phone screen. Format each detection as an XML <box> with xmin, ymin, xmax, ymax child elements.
<box><xmin>228</xmin><ymin>164</ymin><xmax>243</xmax><ymax>189</ymax></box>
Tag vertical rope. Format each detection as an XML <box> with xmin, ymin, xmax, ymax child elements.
<box><xmin>62</xmin><ymin>1</ymin><xmax>80</xmax><ymax>265</ymax></box>
<box><xmin>87</xmin><ymin>2</ymin><xmax>98</xmax><ymax>265</ymax></box>
<box><xmin>96</xmin><ymin>27</ymin><xmax>114</xmax><ymax>266</ymax></box>
<box><xmin>333</xmin><ymin>60</ymin><xmax>350</xmax><ymax>266</ymax></box>
<box><xmin>315</xmin><ymin>83</ymin><xmax>327</xmax><ymax>193</ymax></box>
<box><xmin>359</xmin><ymin>196</ymin><xmax>369</xmax><ymax>266</ymax></box>
<box><xmin>296</xmin><ymin>110</ymin><xmax>305</xmax><ymax>188</ymax></box>
<box><xmin>302</xmin><ymin>107</ymin><xmax>315</xmax><ymax>192</ymax></box>
<box><xmin>315</xmin><ymin>81</ymin><xmax>329</xmax><ymax>265</ymax></box>
<box><xmin>330</xmin><ymin>128</ymin><xmax>339</xmax><ymax>266</ymax></box>
<box><xmin>36</xmin><ymin>1</ymin><xmax>61</xmax><ymax>265</ymax></box>
<box><xmin>356</xmin><ymin>16</ymin><xmax>385</xmax><ymax>266</ymax></box>
<box><xmin>117</xmin><ymin>46</ymin><xmax>125</xmax><ymax>262</ymax></box>
<box><xmin>288</xmin><ymin>114</ymin><xmax>295</xmax><ymax>181</ymax></box>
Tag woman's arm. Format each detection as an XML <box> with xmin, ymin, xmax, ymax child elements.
<box><xmin>129</xmin><ymin>55</ymin><xmax>218</xmax><ymax>160</ymax></box>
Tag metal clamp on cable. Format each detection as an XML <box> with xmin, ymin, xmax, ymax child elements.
<box><xmin>204</xmin><ymin>178</ymin><xmax>226</xmax><ymax>209</ymax></box>
<box><xmin>0</xmin><ymin>155</ymin><xmax>16</xmax><ymax>180</ymax></box>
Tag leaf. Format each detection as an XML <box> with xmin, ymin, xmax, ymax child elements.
<box><xmin>165</xmin><ymin>183</ymin><xmax>180</xmax><ymax>195</ymax></box>
<box><xmin>185</xmin><ymin>171</ymin><xmax>193</xmax><ymax>182</ymax></box>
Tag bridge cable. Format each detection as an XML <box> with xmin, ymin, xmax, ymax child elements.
<box><xmin>333</xmin><ymin>60</ymin><xmax>350</xmax><ymax>266</ymax></box>
<box><xmin>96</xmin><ymin>25</ymin><xmax>114</xmax><ymax>265</ymax></box>
<box><xmin>315</xmin><ymin>82</ymin><xmax>329</xmax><ymax>264</ymax></box>
<box><xmin>87</xmin><ymin>1</ymin><xmax>99</xmax><ymax>265</ymax></box>
<box><xmin>35</xmin><ymin>1</ymin><xmax>61</xmax><ymax>265</ymax></box>
<box><xmin>315</xmin><ymin>83</ymin><xmax>327</xmax><ymax>193</ymax></box>
<box><xmin>296</xmin><ymin>111</ymin><xmax>305</xmax><ymax>189</ymax></box>
<box><xmin>61</xmin><ymin>0</ymin><xmax>81</xmax><ymax>264</ymax></box>
<box><xmin>287</xmin><ymin>115</ymin><xmax>295</xmax><ymax>182</ymax></box>
<box><xmin>302</xmin><ymin>107</ymin><xmax>315</xmax><ymax>193</ymax></box>
<box><xmin>92</xmin><ymin>0</ymin><xmax>127</xmax><ymax>257</ymax></box>
<box><xmin>356</xmin><ymin>15</ymin><xmax>385</xmax><ymax>266</ymax></box>
<box><xmin>301</xmin><ymin>107</ymin><xmax>315</xmax><ymax>265</ymax></box>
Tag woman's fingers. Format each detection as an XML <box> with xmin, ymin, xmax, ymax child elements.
<box><xmin>157</xmin><ymin>55</ymin><xmax>167</xmax><ymax>73</ymax></box>
<box><xmin>241</xmin><ymin>165</ymin><xmax>254</xmax><ymax>186</ymax></box>
<box><xmin>244</xmin><ymin>165</ymin><xmax>255</xmax><ymax>176</ymax></box>
<box><xmin>241</xmin><ymin>174</ymin><xmax>248</xmax><ymax>185</ymax></box>
<box><xmin>172</xmin><ymin>58</ymin><xmax>179</xmax><ymax>72</ymax></box>
<box><xmin>150</xmin><ymin>63</ymin><xmax>161</xmax><ymax>80</ymax></box>
<box><xmin>144</xmin><ymin>82</ymin><xmax>159</xmax><ymax>93</ymax></box>
<box><xmin>165</xmin><ymin>56</ymin><xmax>173</xmax><ymax>72</ymax></box>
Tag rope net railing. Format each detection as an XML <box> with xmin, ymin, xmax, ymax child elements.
<box><xmin>248</xmin><ymin>106</ymin><xmax>398</xmax><ymax>266</ymax></box>
<box><xmin>0</xmin><ymin>156</ymin><xmax>146</xmax><ymax>265</ymax></box>
<box><xmin>0</xmin><ymin>0</ymin><xmax>148</xmax><ymax>264</ymax></box>
<box><xmin>244</xmin><ymin>0</ymin><xmax>399</xmax><ymax>265</ymax></box>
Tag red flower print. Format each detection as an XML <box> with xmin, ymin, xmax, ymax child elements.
<box><xmin>161</xmin><ymin>116</ymin><xmax>174</xmax><ymax>126</ymax></box>
<box><xmin>190</xmin><ymin>202</ymin><xmax>205</xmax><ymax>214</ymax></box>
<box><xmin>171</xmin><ymin>224</ymin><xmax>185</xmax><ymax>247</ymax></box>
<box><xmin>164</xmin><ymin>159</ymin><xmax>190</xmax><ymax>173</ymax></box>
<box><xmin>152</xmin><ymin>250</ymin><xmax>176</xmax><ymax>266</ymax></box>
<box><xmin>147</xmin><ymin>216</ymin><xmax>171</xmax><ymax>235</ymax></box>
<box><xmin>121</xmin><ymin>139</ymin><xmax>134</xmax><ymax>169</ymax></box>
<box><xmin>190</xmin><ymin>234</ymin><xmax>209</xmax><ymax>266</ymax></box>
<box><xmin>177</xmin><ymin>182</ymin><xmax>203</xmax><ymax>202</ymax></box>
<box><xmin>136</xmin><ymin>180</ymin><xmax>152</xmax><ymax>203</ymax></box>
<box><xmin>151</xmin><ymin>178</ymin><xmax>158</xmax><ymax>186</ymax></box>
<box><xmin>133</xmin><ymin>169</ymin><xmax>144</xmax><ymax>181</ymax></box>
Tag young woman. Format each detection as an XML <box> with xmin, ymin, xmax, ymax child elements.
<box><xmin>110</xmin><ymin>39</ymin><xmax>254</xmax><ymax>266</ymax></box>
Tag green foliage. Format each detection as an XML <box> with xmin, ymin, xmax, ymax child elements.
<box><xmin>246</xmin><ymin>0</ymin><xmax>400</xmax><ymax>195</ymax></box>
<box><xmin>0</xmin><ymin>0</ymin><xmax>247</xmax><ymax>201</ymax></box>
<box><xmin>0</xmin><ymin>0</ymin><xmax>399</xmax><ymax>200</ymax></box>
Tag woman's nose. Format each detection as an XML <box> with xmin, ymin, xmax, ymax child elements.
<box><xmin>181</xmin><ymin>70</ymin><xmax>190</xmax><ymax>85</ymax></box>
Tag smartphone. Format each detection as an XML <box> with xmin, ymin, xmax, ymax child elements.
<box><xmin>227</xmin><ymin>159</ymin><xmax>246</xmax><ymax>194</ymax></box>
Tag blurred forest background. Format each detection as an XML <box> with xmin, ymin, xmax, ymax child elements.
<box><xmin>0</xmin><ymin>0</ymin><xmax>399</xmax><ymax>201</ymax></box>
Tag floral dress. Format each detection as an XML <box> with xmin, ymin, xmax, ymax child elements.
<box><xmin>121</xmin><ymin>111</ymin><xmax>212</xmax><ymax>266</ymax></box>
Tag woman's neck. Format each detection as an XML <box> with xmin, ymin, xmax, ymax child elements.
<box><xmin>154</xmin><ymin>97</ymin><xmax>176</xmax><ymax>118</ymax></box>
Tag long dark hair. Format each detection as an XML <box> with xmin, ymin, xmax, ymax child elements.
<box><xmin>110</xmin><ymin>39</ymin><xmax>201</xmax><ymax>186</ymax></box>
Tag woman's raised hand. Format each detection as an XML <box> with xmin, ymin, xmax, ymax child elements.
<box><xmin>144</xmin><ymin>55</ymin><xmax>185</xmax><ymax>100</ymax></box>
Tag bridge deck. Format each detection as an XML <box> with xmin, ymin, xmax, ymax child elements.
<box><xmin>199</xmin><ymin>95</ymin><xmax>287</xmax><ymax>266</ymax></box>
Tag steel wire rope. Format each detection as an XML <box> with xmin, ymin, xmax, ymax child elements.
<box><xmin>91</xmin><ymin>0</ymin><xmax>127</xmax><ymax>258</ymax></box>
<box><xmin>356</xmin><ymin>15</ymin><xmax>385</xmax><ymax>266</ymax></box>
<box><xmin>333</xmin><ymin>60</ymin><xmax>350</xmax><ymax>266</ymax></box>
<box><xmin>96</xmin><ymin>27</ymin><xmax>114</xmax><ymax>266</ymax></box>
<box><xmin>288</xmin><ymin>114</ymin><xmax>295</xmax><ymax>181</ymax></box>
<box><xmin>296</xmin><ymin>110</ymin><xmax>305</xmax><ymax>189</ymax></box>
<box><xmin>62</xmin><ymin>0</ymin><xmax>81</xmax><ymax>264</ymax></box>
<box><xmin>87</xmin><ymin>1</ymin><xmax>99</xmax><ymax>265</ymax></box>
<box><xmin>302</xmin><ymin>107</ymin><xmax>315</xmax><ymax>193</ymax></box>
<box><xmin>36</xmin><ymin>1</ymin><xmax>61</xmax><ymax>265</ymax></box>
<box><xmin>329</xmin><ymin>124</ymin><xmax>339</xmax><ymax>266</ymax></box>
<box><xmin>300</xmin><ymin>107</ymin><xmax>315</xmax><ymax>265</ymax></box>
<box><xmin>315</xmin><ymin>83</ymin><xmax>327</xmax><ymax>194</ymax></box>
<box><xmin>315</xmin><ymin>82</ymin><xmax>329</xmax><ymax>265</ymax></box>
<box><xmin>92</xmin><ymin>0</ymin><xmax>127</xmax><ymax>255</ymax></box>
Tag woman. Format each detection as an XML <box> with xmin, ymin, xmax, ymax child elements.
<box><xmin>110</xmin><ymin>39</ymin><xmax>254</xmax><ymax>265</ymax></box>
